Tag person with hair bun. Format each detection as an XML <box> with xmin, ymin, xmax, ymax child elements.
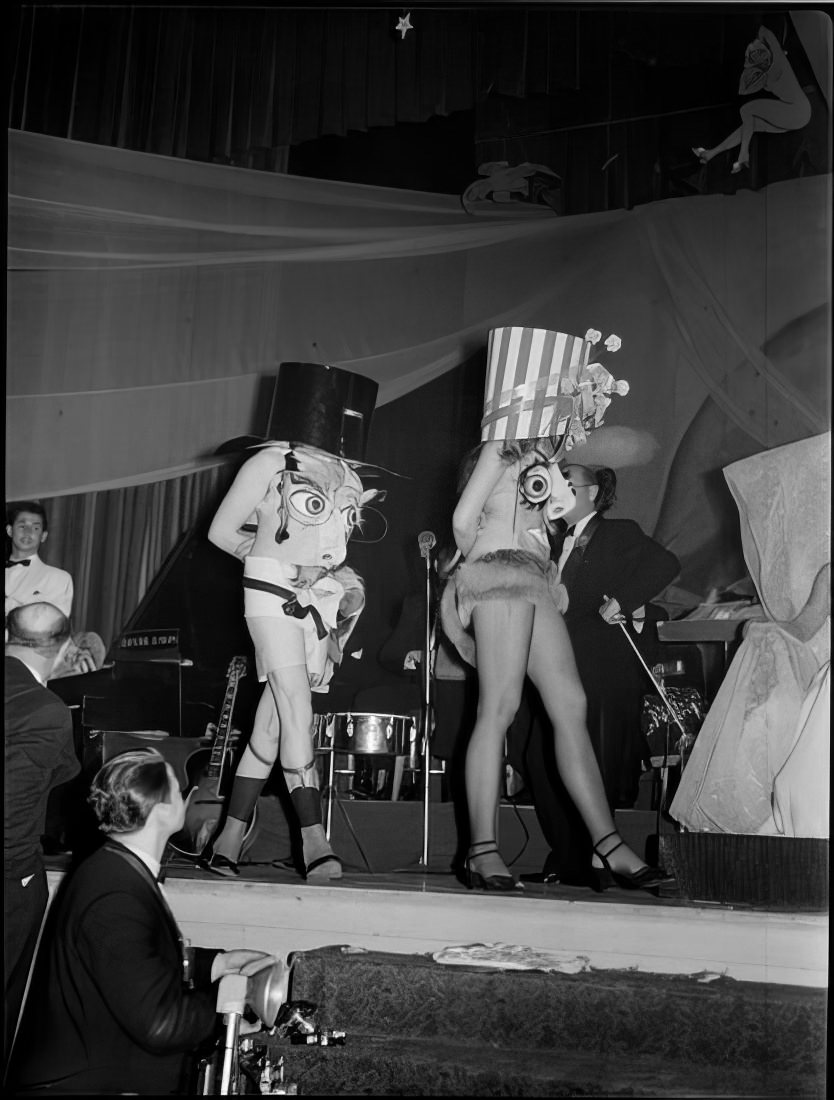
<box><xmin>9</xmin><ymin>748</ymin><xmax>270</xmax><ymax>1094</ymax></box>
<box><xmin>520</xmin><ymin>463</ymin><xmax>680</xmax><ymax>889</ymax></box>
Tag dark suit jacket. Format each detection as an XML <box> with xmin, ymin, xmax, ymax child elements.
<box><xmin>556</xmin><ymin>513</ymin><xmax>680</xmax><ymax>803</ymax></box>
<box><xmin>11</xmin><ymin>840</ymin><xmax>218</xmax><ymax>1095</ymax></box>
<box><xmin>4</xmin><ymin>655</ymin><xmax>79</xmax><ymax>879</ymax></box>
<box><xmin>560</xmin><ymin>514</ymin><xmax>679</xmax><ymax>623</ymax></box>
<box><xmin>558</xmin><ymin>515</ymin><xmax>678</xmax><ymax>681</ymax></box>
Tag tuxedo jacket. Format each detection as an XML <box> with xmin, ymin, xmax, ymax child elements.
<box><xmin>4</xmin><ymin>655</ymin><xmax>79</xmax><ymax>879</ymax></box>
<box><xmin>557</xmin><ymin>515</ymin><xmax>680</xmax><ymax>693</ymax></box>
<box><xmin>11</xmin><ymin>840</ymin><xmax>218</xmax><ymax>1095</ymax></box>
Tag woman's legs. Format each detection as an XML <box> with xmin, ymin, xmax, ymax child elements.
<box><xmin>211</xmin><ymin>685</ymin><xmax>278</xmax><ymax>862</ymax></box>
<box><xmin>267</xmin><ymin>664</ymin><xmax>340</xmax><ymax>877</ymax></box>
<box><xmin>696</xmin><ymin>126</ymin><xmax>743</xmax><ymax>162</ymax></box>
<box><xmin>697</xmin><ymin>96</ymin><xmax>811</xmax><ymax>166</ymax></box>
<box><xmin>212</xmin><ymin>619</ymin><xmax>338</xmax><ymax>876</ymax></box>
<box><xmin>466</xmin><ymin>600</ymin><xmax>533</xmax><ymax>879</ymax></box>
<box><xmin>526</xmin><ymin>600</ymin><xmax>649</xmax><ymax>876</ymax></box>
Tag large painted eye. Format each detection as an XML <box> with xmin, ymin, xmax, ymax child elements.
<box><xmin>342</xmin><ymin>504</ymin><xmax>360</xmax><ymax>530</ymax></box>
<box><xmin>288</xmin><ymin>488</ymin><xmax>331</xmax><ymax>524</ymax></box>
<box><xmin>519</xmin><ymin>464</ymin><xmax>552</xmax><ymax>505</ymax></box>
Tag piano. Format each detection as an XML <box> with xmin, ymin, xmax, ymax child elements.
<box><xmin>49</xmin><ymin>520</ymin><xmax>262</xmax><ymax>771</ymax></box>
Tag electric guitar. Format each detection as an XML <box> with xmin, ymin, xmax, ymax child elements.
<box><xmin>168</xmin><ymin>656</ymin><xmax>257</xmax><ymax>859</ymax></box>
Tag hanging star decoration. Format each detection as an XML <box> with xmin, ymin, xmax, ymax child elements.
<box><xmin>396</xmin><ymin>12</ymin><xmax>413</xmax><ymax>39</ymax></box>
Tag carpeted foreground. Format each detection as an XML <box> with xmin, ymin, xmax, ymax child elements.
<box><xmin>257</xmin><ymin>946</ymin><xmax>826</xmax><ymax>1096</ymax></box>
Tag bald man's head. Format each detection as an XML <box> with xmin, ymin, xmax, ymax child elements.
<box><xmin>6</xmin><ymin>602</ymin><xmax>72</xmax><ymax>657</ymax></box>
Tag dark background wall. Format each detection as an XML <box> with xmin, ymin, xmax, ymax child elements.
<box><xmin>9</xmin><ymin>4</ymin><xmax>829</xmax><ymax>214</ymax></box>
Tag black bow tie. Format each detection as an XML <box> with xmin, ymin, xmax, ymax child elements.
<box><xmin>5</xmin><ymin>558</ymin><xmax>31</xmax><ymax>568</ymax></box>
<box><xmin>565</xmin><ymin>526</ymin><xmax>576</xmax><ymax>537</ymax></box>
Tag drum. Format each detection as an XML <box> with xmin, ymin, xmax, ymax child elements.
<box><xmin>327</xmin><ymin>712</ymin><xmax>417</xmax><ymax>757</ymax></box>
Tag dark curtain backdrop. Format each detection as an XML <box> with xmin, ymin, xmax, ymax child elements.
<box><xmin>9</xmin><ymin>6</ymin><xmax>827</xmax><ymax>214</ymax></box>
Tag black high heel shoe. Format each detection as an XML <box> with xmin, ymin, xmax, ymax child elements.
<box><xmin>202</xmin><ymin>851</ymin><xmax>240</xmax><ymax>878</ymax></box>
<box><xmin>592</xmin><ymin>830</ymin><xmax>675</xmax><ymax>892</ymax></box>
<box><xmin>462</xmin><ymin>842</ymin><xmax>523</xmax><ymax>892</ymax></box>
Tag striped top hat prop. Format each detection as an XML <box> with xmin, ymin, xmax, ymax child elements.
<box><xmin>480</xmin><ymin>326</ymin><xmax>629</xmax><ymax>449</ymax></box>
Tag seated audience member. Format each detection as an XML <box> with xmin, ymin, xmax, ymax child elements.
<box><xmin>9</xmin><ymin>748</ymin><xmax>270</xmax><ymax>1094</ymax></box>
<box><xmin>5</xmin><ymin>502</ymin><xmax>73</xmax><ymax>619</ymax></box>
<box><xmin>4</xmin><ymin>603</ymin><xmax>80</xmax><ymax>1065</ymax></box>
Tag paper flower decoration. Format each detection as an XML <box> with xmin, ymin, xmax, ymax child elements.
<box><xmin>560</xmin><ymin>331</ymin><xmax>629</xmax><ymax>450</ymax></box>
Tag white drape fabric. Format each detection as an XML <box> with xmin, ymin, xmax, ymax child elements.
<box><xmin>7</xmin><ymin>129</ymin><xmax>830</xmax><ymax>507</ymax></box>
<box><xmin>670</xmin><ymin>432</ymin><xmax>831</xmax><ymax>836</ymax></box>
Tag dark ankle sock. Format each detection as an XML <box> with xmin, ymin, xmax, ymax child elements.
<box><xmin>289</xmin><ymin>786</ymin><xmax>322</xmax><ymax>828</ymax></box>
<box><xmin>226</xmin><ymin>776</ymin><xmax>267</xmax><ymax>822</ymax></box>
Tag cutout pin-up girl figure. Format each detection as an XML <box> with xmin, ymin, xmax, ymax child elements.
<box><xmin>441</xmin><ymin>327</ymin><xmax>675</xmax><ymax>893</ymax></box>
<box><xmin>693</xmin><ymin>24</ymin><xmax>811</xmax><ymax>174</ymax></box>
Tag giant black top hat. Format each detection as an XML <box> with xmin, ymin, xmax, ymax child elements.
<box><xmin>266</xmin><ymin>363</ymin><xmax>378</xmax><ymax>462</ymax></box>
<box><xmin>216</xmin><ymin>363</ymin><xmax>378</xmax><ymax>462</ymax></box>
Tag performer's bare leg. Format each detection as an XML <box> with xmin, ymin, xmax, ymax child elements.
<box><xmin>466</xmin><ymin>600</ymin><xmax>533</xmax><ymax>881</ymax></box>
<box><xmin>526</xmin><ymin>597</ymin><xmax>648</xmax><ymax>876</ymax></box>
<box><xmin>694</xmin><ymin>100</ymin><xmax>809</xmax><ymax>170</ymax></box>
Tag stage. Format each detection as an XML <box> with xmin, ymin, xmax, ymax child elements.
<box><xmin>43</xmin><ymin>799</ymin><xmax>828</xmax><ymax>991</ymax></box>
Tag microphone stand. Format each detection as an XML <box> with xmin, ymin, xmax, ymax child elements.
<box><xmin>419</xmin><ymin>546</ymin><xmax>434</xmax><ymax>866</ymax></box>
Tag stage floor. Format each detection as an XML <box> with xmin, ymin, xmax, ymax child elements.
<box><xmin>44</xmin><ymin>841</ymin><xmax>828</xmax><ymax>991</ymax></box>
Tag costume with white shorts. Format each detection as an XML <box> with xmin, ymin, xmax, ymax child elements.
<box><xmin>243</xmin><ymin>556</ymin><xmax>365</xmax><ymax>691</ymax></box>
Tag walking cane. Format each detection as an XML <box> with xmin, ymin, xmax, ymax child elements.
<box><xmin>603</xmin><ymin>596</ymin><xmax>690</xmax><ymax>830</ymax></box>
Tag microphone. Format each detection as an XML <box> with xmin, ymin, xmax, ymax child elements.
<box><xmin>418</xmin><ymin>530</ymin><xmax>436</xmax><ymax>559</ymax></box>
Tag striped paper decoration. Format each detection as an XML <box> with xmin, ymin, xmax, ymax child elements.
<box><xmin>480</xmin><ymin>327</ymin><xmax>592</xmax><ymax>442</ymax></box>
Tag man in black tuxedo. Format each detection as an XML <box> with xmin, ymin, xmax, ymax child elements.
<box><xmin>521</xmin><ymin>464</ymin><xmax>680</xmax><ymax>887</ymax></box>
<box><xmin>4</xmin><ymin>602</ymin><xmax>79</xmax><ymax>1063</ymax></box>
<box><xmin>9</xmin><ymin>748</ymin><xmax>271</xmax><ymax>1094</ymax></box>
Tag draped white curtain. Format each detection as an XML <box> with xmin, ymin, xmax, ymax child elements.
<box><xmin>6</xmin><ymin>130</ymin><xmax>832</xmax><ymax>642</ymax></box>
<box><xmin>8</xmin><ymin>130</ymin><xmax>829</xmax><ymax>518</ymax></box>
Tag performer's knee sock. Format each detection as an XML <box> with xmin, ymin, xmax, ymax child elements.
<box><xmin>283</xmin><ymin>761</ymin><xmax>322</xmax><ymax>827</ymax></box>
<box><xmin>226</xmin><ymin>777</ymin><xmax>267</xmax><ymax>823</ymax></box>
<box><xmin>283</xmin><ymin>761</ymin><xmax>340</xmax><ymax>876</ymax></box>
<box><xmin>212</xmin><ymin>777</ymin><xmax>265</xmax><ymax>860</ymax></box>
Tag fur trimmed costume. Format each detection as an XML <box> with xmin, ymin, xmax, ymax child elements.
<box><xmin>441</xmin><ymin>550</ymin><xmax>568</xmax><ymax>667</ymax></box>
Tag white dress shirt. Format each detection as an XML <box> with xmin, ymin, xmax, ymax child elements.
<box><xmin>5</xmin><ymin>554</ymin><xmax>74</xmax><ymax>618</ymax></box>
<box><xmin>556</xmin><ymin>512</ymin><xmax>594</xmax><ymax>576</ymax></box>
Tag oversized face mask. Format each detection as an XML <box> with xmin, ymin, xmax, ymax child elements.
<box><xmin>517</xmin><ymin>453</ymin><xmax>575</xmax><ymax>523</ymax></box>
<box><xmin>254</xmin><ymin>447</ymin><xmax>377</xmax><ymax>569</ymax></box>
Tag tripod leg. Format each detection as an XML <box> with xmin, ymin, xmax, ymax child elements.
<box><xmin>219</xmin><ymin>1012</ymin><xmax>241</xmax><ymax>1095</ymax></box>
